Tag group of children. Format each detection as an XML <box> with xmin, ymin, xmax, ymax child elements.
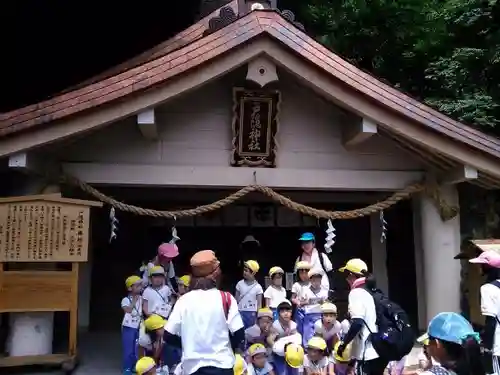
<box><xmin>121</xmin><ymin>265</ymin><xmax>191</xmax><ymax>374</ymax></box>
<box><xmin>235</xmin><ymin>259</ymin><xmax>352</xmax><ymax>375</ymax></box>
<box><xmin>122</xmin><ymin>258</ymin><xmax>353</xmax><ymax>375</ymax></box>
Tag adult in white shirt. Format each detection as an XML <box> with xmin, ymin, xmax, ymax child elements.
<box><xmin>165</xmin><ymin>250</ymin><xmax>245</xmax><ymax>375</ymax></box>
<box><xmin>337</xmin><ymin>258</ymin><xmax>386</xmax><ymax>375</ymax></box>
<box><xmin>295</xmin><ymin>232</ymin><xmax>333</xmax><ymax>290</ymax></box>
<box><xmin>469</xmin><ymin>250</ymin><xmax>500</xmax><ymax>375</ymax></box>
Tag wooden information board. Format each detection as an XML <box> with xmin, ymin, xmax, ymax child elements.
<box><xmin>0</xmin><ymin>194</ymin><xmax>102</xmax><ymax>262</ymax></box>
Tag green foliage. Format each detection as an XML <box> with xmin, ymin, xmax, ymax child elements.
<box><xmin>282</xmin><ymin>0</ymin><xmax>500</xmax><ymax>133</ymax></box>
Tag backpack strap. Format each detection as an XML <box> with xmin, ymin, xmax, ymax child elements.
<box><xmin>220</xmin><ymin>291</ymin><xmax>231</xmax><ymax>320</ymax></box>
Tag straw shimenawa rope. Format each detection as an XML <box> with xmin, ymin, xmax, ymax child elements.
<box><xmin>60</xmin><ymin>174</ymin><xmax>459</xmax><ymax>221</ymax></box>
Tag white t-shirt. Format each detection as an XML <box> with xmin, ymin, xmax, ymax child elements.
<box><xmin>292</xmin><ymin>281</ymin><xmax>310</xmax><ymax>302</ymax></box>
<box><xmin>236</xmin><ymin>280</ymin><xmax>264</xmax><ymax>312</ymax></box>
<box><xmin>264</xmin><ymin>285</ymin><xmax>287</xmax><ymax>308</ymax></box>
<box><xmin>165</xmin><ymin>289</ymin><xmax>244</xmax><ymax>375</ymax></box>
<box><xmin>143</xmin><ymin>285</ymin><xmax>173</xmax><ymax>318</ymax></box>
<box><xmin>142</xmin><ymin>261</ymin><xmax>176</xmax><ymax>286</ymax></box>
<box><xmin>272</xmin><ymin>320</ymin><xmax>298</xmax><ymax>340</ymax></box>
<box><xmin>481</xmin><ymin>281</ymin><xmax>500</xmax><ymax>356</ymax></box>
<box><xmin>314</xmin><ymin>320</ymin><xmax>341</xmax><ymax>341</ymax></box>
<box><xmin>295</xmin><ymin>249</ymin><xmax>333</xmax><ymax>290</ymax></box>
<box><xmin>348</xmin><ymin>288</ymin><xmax>378</xmax><ymax>361</ymax></box>
<box><xmin>121</xmin><ymin>296</ymin><xmax>143</xmax><ymax>328</ymax></box>
<box><xmin>302</xmin><ymin>286</ymin><xmax>329</xmax><ymax>314</ymax></box>
<box><xmin>303</xmin><ymin>355</ymin><xmax>332</xmax><ymax>373</ymax></box>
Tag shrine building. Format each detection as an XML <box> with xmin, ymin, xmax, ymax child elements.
<box><xmin>1</xmin><ymin>0</ymin><xmax>500</xmax><ymax>370</ymax></box>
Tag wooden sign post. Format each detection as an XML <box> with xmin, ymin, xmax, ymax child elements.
<box><xmin>0</xmin><ymin>194</ymin><xmax>102</xmax><ymax>372</ymax></box>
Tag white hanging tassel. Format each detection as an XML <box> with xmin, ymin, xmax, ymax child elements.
<box><xmin>109</xmin><ymin>206</ymin><xmax>119</xmax><ymax>243</ymax></box>
<box><xmin>380</xmin><ymin>210</ymin><xmax>388</xmax><ymax>243</ymax></box>
<box><xmin>324</xmin><ymin>219</ymin><xmax>336</xmax><ymax>253</ymax></box>
<box><xmin>169</xmin><ymin>217</ymin><xmax>180</xmax><ymax>244</ymax></box>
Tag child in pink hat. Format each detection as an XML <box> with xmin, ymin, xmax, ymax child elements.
<box><xmin>469</xmin><ymin>250</ymin><xmax>500</xmax><ymax>268</ymax></box>
<box><xmin>142</xmin><ymin>243</ymin><xmax>180</xmax><ymax>293</ymax></box>
<box><xmin>469</xmin><ymin>249</ymin><xmax>500</xmax><ymax>373</ymax></box>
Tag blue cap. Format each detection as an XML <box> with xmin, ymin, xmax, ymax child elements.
<box><xmin>422</xmin><ymin>312</ymin><xmax>479</xmax><ymax>345</ymax></box>
<box><xmin>299</xmin><ymin>232</ymin><xmax>315</xmax><ymax>241</ymax></box>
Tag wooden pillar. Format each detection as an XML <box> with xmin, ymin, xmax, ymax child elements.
<box><xmin>419</xmin><ymin>185</ymin><xmax>461</xmax><ymax>321</ymax></box>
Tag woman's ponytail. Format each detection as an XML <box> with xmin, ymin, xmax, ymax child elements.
<box><xmin>440</xmin><ymin>335</ymin><xmax>485</xmax><ymax>375</ymax></box>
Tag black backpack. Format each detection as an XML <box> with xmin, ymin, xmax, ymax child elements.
<box><xmin>364</xmin><ymin>287</ymin><xmax>416</xmax><ymax>361</ymax></box>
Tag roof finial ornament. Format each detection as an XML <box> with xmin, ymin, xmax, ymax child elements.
<box><xmin>238</xmin><ymin>0</ymin><xmax>277</xmax><ymax>16</ymax></box>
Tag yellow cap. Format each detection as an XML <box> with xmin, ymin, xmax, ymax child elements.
<box><xmin>339</xmin><ymin>258</ymin><xmax>368</xmax><ymax>275</ymax></box>
<box><xmin>135</xmin><ymin>357</ymin><xmax>156</xmax><ymax>375</ymax></box>
<box><xmin>307</xmin><ymin>336</ymin><xmax>327</xmax><ymax>351</ymax></box>
<box><xmin>269</xmin><ymin>266</ymin><xmax>284</xmax><ymax>277</ymax></box>
<box><xmin>179</xmin><ymin>275</ymin><xmax>191</xmax><ymax>287</ymax></box>
<box><xmin>257</xmin><ymin>307</ymin><xmax>273</xmax><ymax>319</ymax></box>
<box><xmin>244</xmin><ymin>260</ymin><xmax>260</xmax><ymax>273</ymax></box>
<box><xmin>320</xmin><ymin>302</ymin><xmax>337</xmax><ymax>314</ymax></box>
<box><xmin>417</xmin><ymin>333</ymin><xmax>430</xmax><ymax>346</ymax></box>
<box><xmin>149</xmin><ymin>265</ymin><xmax>166</xmax><ymax>276</ymax></box>
<box><xmin>144</xmin><ymin>314</ymin><xmax>166</xmax><ymax>331</ymax></box>
<box><xmin>234</xmin><ymin>354</ymin><xmax>246</xmax><ymax>375</ymax></box>
<box><xmin>248</xmin><ymin>343</ymin><xmax>267</xmax><ymax>356</ymax></box>
<box><xmin>308</xmin><ymin>268</ymin><xmax>324</xmax><ymax>278</ymax></box>
<box><xmin>125</xmin><ymin>275</ymin><xmax>142</xmax><ymax>289</ymax></box>
<box><xmin>285</xmin><ymin>343</ymin><xmax>304</xmax><ymax>368</ymax></box>
<box><xmin>295</xmin><ymin>261</ymin><xmax>312</xmax><ymax>271</ymax></box>
<box><xmin>333</xmin><ymin>341</ymin><xmax>352</xmax><ymax>363</ymax></box>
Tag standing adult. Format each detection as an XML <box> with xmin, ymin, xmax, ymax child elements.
<box><xmin>336</xmin><ymin>258</ymin><xmax>386</xmax><ymax>375</ymax></box>
<box><xmin>469</xmin><ymin>250</ymin><xmax>500</xmax><ymax>375</ymax></box>
<box><xmin>165</xmin><ymin>250</ymin><xmax>245</xmax><ymax>375</ymax></box>
<box><xmin>295</xmin><ymin>232</ymin><xmax>333</xmax><ymax>290</ymax></box>
<box><xmin>142</xmin><ymin>243</ymin><xmax>179</xmax><ymax>292</ymax></box>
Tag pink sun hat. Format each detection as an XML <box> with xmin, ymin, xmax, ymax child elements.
<box><xmin>158</xmin><ymin>243</ymin><xmax>179</xmax><ymax>259</ymax></box>
<box><xmin>469</xmin><ymin>250</ymin><xmax>500</xmax><ymax>268</ymax></box>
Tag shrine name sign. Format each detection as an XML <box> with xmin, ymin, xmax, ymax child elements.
<box><xmin>231</xmin><ymin>88</ymin><xmax>281</xmax><ymax>167</ymax></box>
<box><xmin>0</xmin><ymin>194</ymin><xmax>102</xmax><ymax>262</ymax></box>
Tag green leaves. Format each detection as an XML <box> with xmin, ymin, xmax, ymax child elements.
<box><xmin>282</xmin><ymin>0</ymin><xmax>500</xmax><ymax>133</ymax></box>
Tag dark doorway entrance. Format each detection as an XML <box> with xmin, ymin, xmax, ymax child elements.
<box><xmin>87</xmin><ymin>196</ymin><xmax>381</xmax><ymax>331</ymax></box>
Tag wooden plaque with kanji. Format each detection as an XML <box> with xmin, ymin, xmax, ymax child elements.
<box><xmin>0</xmin><ymin>194</ymin><xmax>102</xmax><ymax>262</ymax></box>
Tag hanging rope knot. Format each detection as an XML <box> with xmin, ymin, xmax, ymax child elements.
<box><xmin>423</xmin><ymin>177</ymin><xmax>459</xmax><ymax>221</ymax></box>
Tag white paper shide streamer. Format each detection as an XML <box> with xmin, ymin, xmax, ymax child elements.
<box><xmin>169</xmin><ymin>219</ymin><xmax>180</xmax><ymax>244</ymax></box>
<box><xmin>109</xmin><ymin>207</ymin><xmax>119</xmax><ymax>243</ymax></box>
<box><xmin>380</xmin><ymin>210</ymin><xmax>387</xmax><ymax>243</ymax></box>
<box><xmin>324</xmin><ymin>219</ymin><xmax>336</xmax><ymax>253</ymax></box>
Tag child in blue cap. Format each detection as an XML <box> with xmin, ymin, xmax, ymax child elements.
<box><xmin>419</xmin><ymin>312</ymin><xmax>483</xmax><ymax>375</ymax></box>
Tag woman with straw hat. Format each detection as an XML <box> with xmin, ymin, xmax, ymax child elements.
<box><xmin>165</xmin><ymin>250</ymin><xmax>245</xmax><ymax>375</ymax></box>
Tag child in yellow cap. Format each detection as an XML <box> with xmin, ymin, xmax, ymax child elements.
<box><xmin>314</xmin><ymin>302</ymin><xmax>341</xmax><ymax>349</ymax></box>
<box><xmin>236</xmin><ymin>260</ymin><xmax>263</xmax><ymax>329</ymax></box>
<box><xmin>138</xmin><ymin>315</ymin><xmax>166</xmax><ymax>364</ymax></box>
<box><xmin>301</xmin><ymin>269</ymin><xmax>328</xmax><ymax>347</ymax></box>
<box><xmin>142</xmin><ymin>266</ymin><xmax>174</xmax><ymax>319</ymax></box>
<box><xmin>264</xmin><ymin>266</ymin><xmax>286</xmax><ymax>321</ymax></box>
<box><xmin>247</xmin><ymin>343</ymin><xmax>275</xmax><ymax>375</ymax></box>
<box><xmin>177</xmin><ymin>275</ymin><xmax>191</xmax><ymax>296</ymax></box>
<box><xmin>122</xmin><ymin>275</ymin><xmax>143</xmax><ymax>374</ymax></box>
<box><xmin>303</xmin><ymin>337</ymin><xmax>333</xmax><ymax>375</ymax></box>
<box><xmin>135</xmin><ymin>356</ymin><xmax>157</xmax><ymax>375</ymax></box>
<box><xmin>245</xmin><ymin>307</ymin><xmax>273</xmax><ymax>350</ymax></box>
<box><xmin>291</xmin><ymin>261</ymin><xmax>311</xmax><ymax>337</ymax></box>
